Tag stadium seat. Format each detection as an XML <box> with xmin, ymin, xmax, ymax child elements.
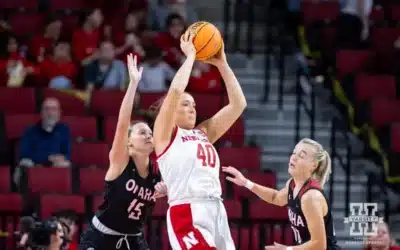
<box><xmin>0</xmin><ymin>0</ymin><xmax>36</xmax><ymax>9</ymax></box>
<box><xmin>27</xmin><ymin>167</ymin><xmax>72</xmax><ymax>194</ymax></box>
<box><xmin>160</xmin><ymin>224</ymin><xmax>170</xmax><ymax>250</ymax></box>
<box><xmin>354</xmin><ymin>74</ymin><xmax>396</xmax><ymax>102</ymax></box>
<box><xmin>369</xmin><ymin>6</ymin><xmax>385</xmax><ymax>23</ymax></box>
<box><xmin>139</xmin><ymin>92</ymin><xmax>165</xmax><ymax>110</ymax></box>
<box><xmin>231</xmin><ymin>224</ymin><xmax>260</xmax><ymax>250</ymax></box>
<box><xmin>91</xmin><ymin>90</ymin><xmax>125</xmax><ymax>117</ymax></box>
<box><xmin>50</xmin><ymin>0</ymin><xmax>86</xmax><ymax>10</ymax></box>
<box><xmin>0</xmin><ymin>194</ymin><xmax>23</xmax><ymax>212</ymax></box>
<box><xmin>219</xmin><ymin>175</ymin><xmax>227</xmax><ymax>197</ymax></box>
<box><xmin>390</xmin><ymin>4</ymin><xmax>400</xmax><ymax>22</ymax></box>
<box><xmin>0</xmin><ymin>166</ymin><xmax>11</xmax><ymax>192</ymax></box>
<box><xmin>302</xmin><ymin>1</ymin><xmax>340</xmax><ymax>25</ymax></box>
<box><xmin>219</xmin><ymin>147</ymin><xmax>261</xmax><ymax>171</ymax></box>
<box><xmin>371</xmin><ymin>99</ymin><xmax>400</xmax><ymax>128</ymax></box>
<box><xmin>62</xmin><ymin>116</ymin><xmax>97</xmax><ymax>140</ymax></box>
<box><xmin>233</xmin><ymin>172</ymin><xmax>276</xmax><ymax>200</ymax></box>
<box><xmin>104</xmin><ymin>117</ymin><xmax>117</xmax><ymax>145</ymax></box>
<box><xmin>71</xmin><ymin>142</ymin><xmax>109</xmax><ymax>168</ymax></box>
<box><xmin>223</xmin><ymin>200</ymin><xmax>242</xmax><ymax>219</ymax></box>
<box><xmin>0</xmin><ymin>88</ymin><xmax>36</xmax><ymax>114</ymax></box>
<box><xmin>218</xmin><ymin>116</ymin><xmax>245</xmax><ymax>146</ymax></box>
<box><xmin>10</xmin><ymin>13</ymin><xmax>43</xmax><ymax>36</ymax></box>
<box><xmin>79</xmin><ymin>168</ymin><xmax>106</xmax><ymax>195</ymax></box>
<box><xmin>40</xmin><ymin>194</ymin><xmax>85</xmax><ymax>218</ymax></box>
<box><xmin>191</xmin><ymin>93</ymin><xmax>222</xmax><ymax>119</ymax></box>
<box><xmin>153</xmin><ymin>197</ymin><xmax>168</xmax><ymax>217</ymax></box>
<box><xmin>370</xmin><ymin>28</ymin><xmax>400</xmax><ymax>73</ymax></box>
<box><xmin>391</xmin><ymin>125</ymin><xmax>400</xmax><ymax>153</ymax></box>
<box><xmin>249</xmin><ymin>200</ymin><xmax>288</xmax><ymax>220</ymax></box>
<box><xmin>265</xmin><ymin>225</ymin><xmax>294</xmax><ymax>246</ymax></box>
<box><xmin>336</xmin><ymin>50</ymin><xmax>373</xmax><ymax>79</ymax></box>
<box><xmin>42</xmin><ymin>89</ymin><xmax>87</xmax><ymax>116</ymax></box>
<box><xmin>4</xmin><ymin>114</ymin><xmax>40</xmax><ymax>140</ymax></box>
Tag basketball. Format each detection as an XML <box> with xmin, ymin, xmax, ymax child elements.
<box><xmin>186</xmin><ymin>21</ymin><xmax>223</xmax><ymax>60</ymax></box>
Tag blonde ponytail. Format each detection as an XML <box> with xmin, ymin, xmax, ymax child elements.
<box><xmin>300</xmin><ymin>138</ymin><xmax>332</xmax><ymax>188</ymax></box>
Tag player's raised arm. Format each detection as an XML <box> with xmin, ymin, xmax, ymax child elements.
<box><xmin>107</xmin><ymin>54</ymin><xmax>142</xmax><ymax>180</ymax></box>
<box><xmin>197</xmin><ymin>44</ymin><xmax>247</xmax><ymax>143</ymax></box>
<box><xmin>222</xmin><ymin>166</ymin><xmax>289</xmax><ymax>206</ymax></box>
<box><xmin>154</xmin><ymin>32</ymin><xmax>196</xmax><ymax>154</ymax></box>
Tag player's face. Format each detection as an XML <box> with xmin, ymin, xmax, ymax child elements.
<box><xmin>368</xmin><ymin>222</ymin><xmax>391</xmax><ymax>247</ymax></box>
<box><xmin>128</xmin><ymin>122</ymin><xmax>154</xmax><ymax>155</ymax></box>
<box><xmin>175</xmin><ymin>92</ymin><xmax>196</xmax><ymax>129</ymax></box>
<box><xmin>288</xmin><ymin>142</ymin><xmax>318</xmax><ymax>180</ymax></box>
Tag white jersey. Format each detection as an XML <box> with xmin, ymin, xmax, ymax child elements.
<box><xmin>156</xmin><ymin>126</ymin><xmax>221</xmax><ymax>204</ymax></box>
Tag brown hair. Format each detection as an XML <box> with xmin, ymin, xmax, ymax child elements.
<box><xmin>300</xmin><ymin>138</ymin><xmax>332</xmax><ymax>188</ymax></box>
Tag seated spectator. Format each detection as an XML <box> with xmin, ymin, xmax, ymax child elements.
<box><xmin>364</xmin><ymin>222</ymin><xmax>400</xmax><ymax>250</ymax></box>
<box><xmin>139</xmin><ymin>46</ymin><xmax>175</xmax><ymax>92</ymax></box>
<box><xmin>0</xmin><ymin>35</ymin><xmax>38</xmax><ymax>87</ymax></box>
<box><xmin>337</xmin><ymin>0</ymin><xmax>373</xmax><ymax>49</ymax></box>
<box><xmin>153</xmin><ymin>13</ymin><xmax>185</xmax><ymax>69</ymax></box>
<box><xmin>85</xmin><ymin>40</ymin><xmax>127</xmax><ymax>91</ymax></box>
<box><xmin>18</xmin><ymin>98</ymin><xmax>71</xmax><ymax>168</ymax></box>
<box><xmin>53</xmin><ymin>209</ymin><xmax>78</xmax><ymax>250</ymax></box>
<box><xmin>114</xmin><ymin>12</ymin><xmax>146</xmax><ymax>61</ymax></box>
<box><xmin>39</xmin><ymin>41</ymin><xmax>77</xmax><ymax>89</ymax></box>
<box><xmin>189</xmin><ymin>62</ymin><xmax>223</xmax><ymax>93</ymax></box>
<box><xmin>29</xmin><ymin>16</ymin><xmax>62</xmax><ymax>63</ymax></box>
<box><xmin>149</xmin><ymin>0</ymin><xmax>198</xmax><ymax>31</ymax></box>
<box><xmin>72</xmin><ymin>9</ymin><xmax>103</xmax><ymax>65</ymax></box>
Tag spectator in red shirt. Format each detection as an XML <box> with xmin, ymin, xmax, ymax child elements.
<box><xmin>189</xmin><ymin>62</ymin><xmax>223</xmax><ymax>93</ymax></box>
<box><xmin>114</xmin><ymin>12</ymin><xmax>146</xmax><ymax>62</ymax></box>
<box><xmin>153</xmin><ymin>13</ymin><xmax>185</xmax><ymax>69</ymax></box>
<box><xmin>53</xmin><ymin>209</ymin><xmax>78</xmax><ymax>250</ymax></box>
<box><xmin>0</xmin><ymin>35</ymin><xmax>38</xmax><ymax>87</ymax></box>
<box><xmin>39</xmin><ymin>41</ymin><xmax>77</xmax><ymax>88</ymax></box>
<box><xmin>72</xmin><ymin>8</ymin><xmax>103</xmax><ymax>65</ymax></box>
<box><xmin>364</xmin><ymin>222</ymin><xmax>400</xmax><ymax>250</ymax></box>
<box><xmin>29</xmin><ymin>16</ymin><xmax>62</xmax><ymax>63</ymax></box>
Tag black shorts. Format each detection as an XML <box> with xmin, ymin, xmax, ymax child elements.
<box><xmin>79</xmin><ymin>222</ymin><xmax>149</xmax><ymax>250</ymax></box>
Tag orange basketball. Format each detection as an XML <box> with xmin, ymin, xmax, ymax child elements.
<box><xmin>186</xmin><ymin>21</ymin><xmax>223</xmax><ymax>60</ymax></box>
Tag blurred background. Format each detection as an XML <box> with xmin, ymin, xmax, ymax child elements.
<box><xmin>0</xmin><ymin>0</ymin><xmax>399</xmax><ymax>249</ymax></box>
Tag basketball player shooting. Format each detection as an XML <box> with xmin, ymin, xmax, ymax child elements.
<box><xmin>223</xmin><ymin>138</ymin><xmax>341</xmax><ymax>250</ymax></box>
<box><xmin>153</xmin><ymin>31</ymin><xmax>247</xmax><ymax>250</ymax></box>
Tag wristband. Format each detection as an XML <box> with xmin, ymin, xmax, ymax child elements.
<box><xmin>244</xmin><ymin>180</ymin><xmax>254</xmax><ymax>190</ymax></box>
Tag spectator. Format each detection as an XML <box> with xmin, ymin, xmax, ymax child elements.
<box><xmin>85</xmin><ymin>40</ymin><xmax>128</xmax><ymax>92</ymax></box>
<box><xmin>153</xmin><ymin>13</ymin><xmax>185</xmax><ymax>69</ymax></box>
<box><xmin>337</xmin><ymin>0</ymin><xmax>373</xmax><ymax>49</ymax></box>
<box><xmin>29</xmin><ymin>16</ymin><xmax>62</xmax><ymax>63</ymax></box>
<box><xmin>189</xmin><ymin>62</ymin><xmax>223</xmax><ymax>93</ymax></box>
<box><xmin>364</xmin><ymin>222</ymin><xmax>400</xmax><ymax>250</ymax></box>
<box><xmin>0</xmin><ymin>35</ymin><xmax>38</xmax><ymax>87</ymax></box>
<box><xmin>139</xmin><ymin>45</ymin><xmax>175</xmax><ymax>92</ymax></box>
<box><xmin>114</xmin><ymin>12</ymin><xmax>146</xmax><ymax>62</ymax></box>
<box><xmin>18</xmin><ymin>98</ymin><xmax>71</xmax><ymax>168</ymax></box>
<box><xmin>149</xmin><ymin>0</ymin><xmax>198</xmax><ymax>31</ymax></box>
<box><xmin>47</xmin><ymin>220</ymin><xmax>65</xmax><ymax>250</ymax></box>
<box><xmin>53</xmin><ymin>209</ymin><xmax>79</xmax><ymax>250</ymax></box>
<box><xmin>72</xmin><ymin>8</ymin><xmax>103</xmax><ymax>65</ymax></box>
<box><xmin>39</xmin><ymin>41</ymin><xmax>77</xmax><ymax>89</ymax></box>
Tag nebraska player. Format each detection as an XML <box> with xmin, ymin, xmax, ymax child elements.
<box><xmin>153</xmin><ymin>32</ymin><xmax>247</xmax><ymax>250</ymax></box>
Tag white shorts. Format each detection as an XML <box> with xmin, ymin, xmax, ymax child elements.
<box><xmin>166</xmin><ymin>200</ymin><xmax>235</xmax><ymax>250</ymax></box>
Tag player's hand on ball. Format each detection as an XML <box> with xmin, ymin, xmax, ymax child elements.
<box><xmin>154</xmin><ymin>182</ymin><xmax>167</xmax><ymax>199</ymax></box>
<box><xmin>127</xmin><ymin>53</ymin><xmax>143</xmax><ymax>84</ymax></box>
<box><xmin>222</xmin><ymin>166</ymin><xmax>246</xmax><ymax>186</ymax></box>
<box><xmin>203</xmin><ymin>42</ymin><xmax>227</xmax><ymax>67</ymax></box>
<box><xmin>180</xmin><ymin>31</ymin><xmax>196</xmax><ymax>58</ymax></box>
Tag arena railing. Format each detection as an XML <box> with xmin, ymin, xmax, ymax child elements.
<box><xmin>0</xmin><ymin>213</ymin><xmax>290</xmax><ymax>250</ymax></box>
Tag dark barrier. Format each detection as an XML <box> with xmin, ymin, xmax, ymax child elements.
<box><xmin>0</xmin><ymin>212</ymin><xmax>290</xmax><ymax>250</ymax></box>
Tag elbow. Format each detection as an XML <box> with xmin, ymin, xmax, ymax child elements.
<box><xmin>236</xmin><ymin>97</ymin><xmax>247</xmax><ymax>112</ymax></box>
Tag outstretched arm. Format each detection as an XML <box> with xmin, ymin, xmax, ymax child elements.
<box><xmin>197</xmin><ymin>45</ymin><xmax>247</xmax><ymax>143</ymax></box>
<box><xmin>222</xmin><ymin>166</ymin><xmax>289</xmax><ymax>206</ymax></box>
<box><xmin>106</xmin><ymin>54</ymin><xmax>143</xmax><ymax>181</ymax></box>
<box><xmin>154</xmin><ymin>32</ymin><xmax>196</xmax><ymax>155</ymax></box>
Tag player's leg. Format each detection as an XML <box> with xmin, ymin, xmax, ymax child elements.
<box><xmin>166</xmin><ymin>203</ymin><xmax>217</xmax><ymax>250</ymax></box>
<box><xmin>215</xmin><ymin>202</ymin><xmax>236</xmax><ymax>250</ymax></box>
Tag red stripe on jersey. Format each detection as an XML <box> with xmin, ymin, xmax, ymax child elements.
<box><xmin>155</xmin><ymin>125</ymin><xmax>179</xmax><ymax>161</ymax></box>
<box><xmin>169</xmin><ymin>204</ymin><xmax>217</xmax><ymax>250</ymax></box>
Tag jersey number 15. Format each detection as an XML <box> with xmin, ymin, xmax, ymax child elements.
<box><xmin>128</xmin><ymin>199</ymin><xmax>144</xmax><ymax>220</ymax></box>
<box><xmin>197</xmin><ymin>143</ymin><xmax>217</xmax><ymax>168</ymax></box>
